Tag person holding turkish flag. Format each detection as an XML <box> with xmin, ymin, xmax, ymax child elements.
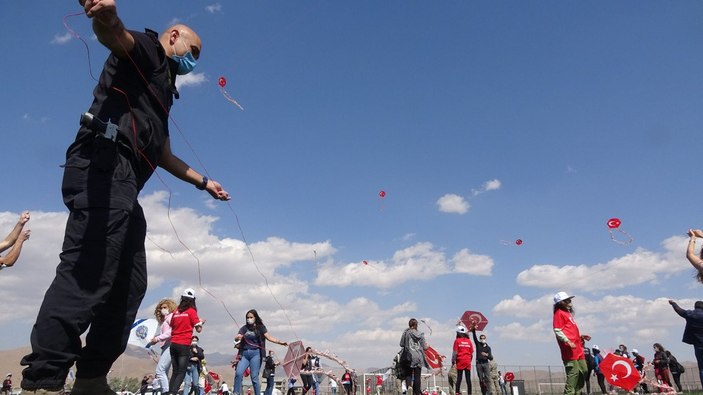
<box><xmin>552</xmin><ymin>291</ymin><xmax>591</xmax><ymax>395</ymax></box>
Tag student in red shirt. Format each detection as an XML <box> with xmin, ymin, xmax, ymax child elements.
<box><xmin>165</xmin><ymin>288</ymin><xmax>203</xmax><ymax>395</ymax></box>
<box><xmin>553</xmin><ymin>292</ymin><xmax>590</xmax><ymax>395</ymax></box>
<box><xmin>452</xmin><ymin>325</ymin><xmax>473</xmax><ymax>395</ymax></box>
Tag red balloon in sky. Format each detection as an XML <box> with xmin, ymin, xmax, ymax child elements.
<box><xmin>607</xmin><ymin>218</ymin><xmax>621</xmax><ymax>229</ymax></box>
<box><xmin>379</xmin><ymin>190</ymin><xmax>386</xmax><ymax>198</ymax></box>
<box><xmin>218</xmin><ymin>76</ymin><xmax>227</xmax><ymax>88</ymax></box>
<box><xmin>515</xmin><ymin>239</ymin><xmax>523</xmax><ymax>246</ymax></box>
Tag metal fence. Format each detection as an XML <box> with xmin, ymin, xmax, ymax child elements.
<box><xmin>356</xmin><ymin>364</ymin><xmax>701</xmax><ymax>395</ymax></box>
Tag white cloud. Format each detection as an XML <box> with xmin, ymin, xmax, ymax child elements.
<box><xmin>51</xmin><ymin>32</ymin><xmax>73</xmax><ymax>45</ymax></box>
<box><xmin>515</xmin><ymin>237</ymin><xmax>690</xmax><ymax>292</ymax></box>
<box><xmin>175</xmin><ymin>72</ymin><xmax>207</xmax><ymax>90</ymax></box>
<box><xmin>436</xmin><ymin>193</ymin><xmax>469</xmax><ymax>214</ymax></box>
<box><xmin>451</xmin><ymin>248</ymin><xmax>493</xmax><ymax>276</ymax></box>
<box><xmin>22</xmin><ymin>113</ymin><xmax>48</xmax><ymax>123</ymax></box>
<box><xmin>315</xmin><ymin>242</ymin><xmax>450</xmax><ymax>288</ymax></box>
<box><xmin>205</xmin><ymin>3</ymin><xmax>223</xmax><ymax>13</ymax></box>
<box><xmin>472</xmin><ymin>178</ymin><xmax>502</xmax><ymax>196</ymax></box>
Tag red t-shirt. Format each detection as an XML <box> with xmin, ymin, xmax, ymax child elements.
<box><xmin>553</xmin><ymin>308</ymin><xmax>584</xmax><ymax>361</ymax></box>
<box><xmin>453</xmin><ymin>337</ymin><xmax>474</xmax><ymax>370</ymax></box>
<box><xmin>169</xmin><ymin>307</ymin><xmax>200</xmax><ymax>346</ymax></box>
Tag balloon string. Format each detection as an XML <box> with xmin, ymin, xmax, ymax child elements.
<box><xmin>609</xmin><ymin>228</ymin><xmax>634</xmax><ymax>245</ymax></box>
<box><xmin>63</xmin><ymin>12</ymin><xmax>98</xmax><ymax>82</ymax></box>
<box><xmin>220</xmin><ymin>87</ymin><xmax>245</xmax><ymax>111</ymax></box>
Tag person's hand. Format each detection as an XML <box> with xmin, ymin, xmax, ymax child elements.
<box><xmin>206</xmin><ymin>179</ymin><xmax>231</xmax><ymax>201</ymax></box>
<box><xmin>82</xmin><ymin>0</ymin><xmax>117</xmax><ymax>19</ymax></box>
<box><xmin>581</xmin><ymin>335</ymin><xmax>591</xmax><ymax>341</ymax></box>
<box><xmin>669</xmin><ymin>300</ymin><xmax>676</xmax><ymax>305</ymax></box>
<box><xmin>19</xmin><ymin>211</ymin><xmax>30</xmax><ymax>225</ymax></box>
<box><xmin>20</xmin><ymin>230</ymin><xmax>31</xmax><ymax>241</ymax></box>
<box><xmin>689</xmin><ymin>229</ymin><xmax>703</xmax><ymax>238</ymax></box>
<box><xmin>235</xmin><ymin>334</ymin><xmax>243</xmax><ymax>341</ymax></box>
<box><xmin>281</xmin><ymin>341</ymin><xmax>288</xmax><ymax>346</ymax></box>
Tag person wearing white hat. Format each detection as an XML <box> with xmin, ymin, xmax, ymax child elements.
<box><xmin>451</xmin><ymin>325</ymin><xmax>473</xmax><ymax>395</ymax></box>
<box><xmin>553</xmin><ymin>291</ymin><xmax>590</xmax><ymax>395</ymax></box>
<box><xmin>165</xmin><ymin>288</ymin><xmax>204</xmax><ymax>395</ymax></box>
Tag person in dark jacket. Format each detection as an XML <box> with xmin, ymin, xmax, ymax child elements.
<box><xmin>183</xmin><ymin>336</ymin><xmax>205</xmax><ymax>395</ymax></box>
<box><xmin>665</xmin><ymin>351</ymin><xmax>683</xmax><ymax>392</ymax></box>
<box><xmin>632</xmin><ymin>349</ymin><xmax>648</xmax><ymax>394</ymax></box>
<box><xmin>470</xmin><ymin>324</ymin><xmax>493</xmax><ymax>395</ymax></box>
<box><xmin>670</xmin><ymin>299</ymin><xmax>703</xmax><ymax>388</ymax></box>
<box><xmin>18</xmin><ymin>1</ymin><xmax>230</xmax><ymax>393</ymax></box>
<box><xmin>592</xmin><ymin>346</ymin><xmax>607</xmax><ymax>395</ymax></box>
<box><xmin>652</xmin><ymin>343</ymin><xmax>672</xmax><ymax>390</ymax></box>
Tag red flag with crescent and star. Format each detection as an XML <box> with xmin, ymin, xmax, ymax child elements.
<box><xmin>424</xmin><ymin>346</ymin><xmax>443</xmax><ymax>369</ymax></box>
<box><xmin>599</xmin><ymin>353</ymin><xmax>641</xmax><ymax>391</ymax></box>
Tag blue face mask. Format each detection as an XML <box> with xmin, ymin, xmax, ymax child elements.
<box><xmin>171</xmin><ymin>38</ymin><xmax>197</xmax><ymax>75</ymax></box>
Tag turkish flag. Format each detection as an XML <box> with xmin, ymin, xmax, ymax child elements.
<box><xmin>599</xmin><ymin>353</ymin><xmax>641</xmax><ymax>391</ymax></box>
<box><xmin>460</xmin><ymin>311</ymin><xmax>488</xmax><ymax>331</ymax></box>
<box><xmin>424</xmin><ymin>346</ymin><xmax>443</xmax><ymax>369</ymax></box>
<box><xmin>209</xmin><ymin>371</ymin><xmax>221</xmax><ymax>381</ymax></box>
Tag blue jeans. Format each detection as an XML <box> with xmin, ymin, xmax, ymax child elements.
<box><xmin>183</xmin><ymin>363</ymin><xmax>199</xmax><ymax>395</ymax></box>
<box><xmin>154</xmin><ymin>346</ymin><xmax>171</xmax><ymax>393</ymax></box>
<box><xmin>264</xmin><ymin>375</ymin><xmax>275</xmax><ymax>395</ymax></box>
<box><xmin>235</xmin><ymin>349</ymin><xmax>262</xmax><ymax>395</ymax></box>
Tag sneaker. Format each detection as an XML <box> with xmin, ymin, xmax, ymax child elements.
<box><xmin>20</xmin><ymin>389</ymin><xmax>66</xmax><ymax>395</ymax></box>
<box><xmin>70</xmin><ymin>376</ymin><xmax>116</xmax><ymax>395</ymax></box>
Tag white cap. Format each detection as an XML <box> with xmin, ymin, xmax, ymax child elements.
<box><xmin>592</xmin><ymin>345</ymin><xmax>599</xmax><ymax>350</ymax></box>
<box><xmin>182</xmin><ymin>288</ymin><xmax>196</xmax><ymax>299</ymax></box>
<box><xmin>553</xmin><ymin>291</ymin><xmax>574</xmax><ymax>305</ymax></box>
<box><xmin>632</xmin><ymin>349</ymin><xmax>638</xmax><ymax>354</ymax></box>
<box><xmin>455</xmin><ymin>325</ymin><xmax>468</xmax><ymax>334</ymax></box>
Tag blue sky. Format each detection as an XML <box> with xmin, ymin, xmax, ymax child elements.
<box><xmin>2</xmin><ymin>1</ymin><xmax>703</xmax><ymax>370</ymax></box>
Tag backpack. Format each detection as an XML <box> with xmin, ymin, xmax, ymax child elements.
<box><xmin>676</xmin><ymin>362</ymin><xmax>686</xmax><ymax>373</ymax></box>
<box><xmin>393</xmin><ymin>351</ymin><xmax>407</xmax><ymax>379</ymax></box>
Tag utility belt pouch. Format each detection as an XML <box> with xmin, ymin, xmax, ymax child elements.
<box><xmin>79</xmin><ymin>112</ymin><xmax>118</xmax><ymax>171</ymax></box>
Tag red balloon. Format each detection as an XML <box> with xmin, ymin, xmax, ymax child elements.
<box><xmin>379</xmin><ymin>190</ymin><xmax>386</xmax><ymax>198</ymax></box>
<box><xmin>515</xmin><ymin>239</ymin><xmax>523</xmax><ymax>246</ymax></box>
<box><xmin>504</xmin><ymin>372</ymin><xmax>515</xmax><ymax>382</ymax></box>
<box><xmin>607</xmin><ymin>218</ymin><xmax>621</xmax><ymax>229</ymax></box>
<box><xmin>218</xmin><ymin>76</ymin><xmax>227</xmax><ymax>87</ymax></box>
